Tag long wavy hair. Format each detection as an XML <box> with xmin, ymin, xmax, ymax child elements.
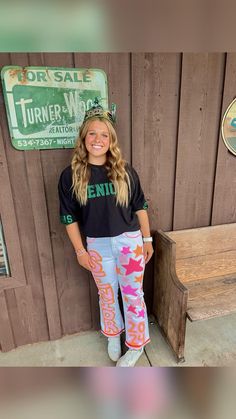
<box><xmin>71</xmin><ymin>116</ymin><xmax>131</xmax><ymax>206</ymax></box>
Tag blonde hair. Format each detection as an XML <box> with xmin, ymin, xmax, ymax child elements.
<box><xmin>71</xmin><ymin>117</ymin><xmax>131</xmax><ymax>206</ymax></box>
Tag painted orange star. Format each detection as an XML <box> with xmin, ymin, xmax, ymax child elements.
<box><xmin>135</xmin><ymin>275</ymin><xmax>143</xmax><ymax>283</ymax></box>
<box><xmin>116</xmin><ymin>266</ymin><xmax>122</xmax><ymax>275</ymax></box>
<box><xmin>124</xmin><ymin>296</ymin><xmax>129</xmax><ymax>303</ymax></box>
<box><xmin>133</xmin><ymin>245</ymin><xmax>143</xmax><ymax>258</ymax></box>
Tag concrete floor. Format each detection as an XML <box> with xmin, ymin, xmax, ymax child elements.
<box><xmin>0</xmin><ymin>313</ymin><xmax>236</xmax><ymax>366</ymax></box>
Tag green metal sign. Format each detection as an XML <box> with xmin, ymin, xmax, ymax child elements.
<box><xmin>1</xmin><ymin>66</ymin><xmax>108</xmax><ymax>150</ymax></box>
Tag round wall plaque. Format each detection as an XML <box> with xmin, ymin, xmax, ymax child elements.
<box><xmin>221</xmin><ymin>98</ymin><xmax>236</xmax><ymax>156</ymax></box>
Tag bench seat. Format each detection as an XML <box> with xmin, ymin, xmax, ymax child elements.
<box><xmin>187</xmin><ymin>273</ymin><xmax>236</xmax><ymax>321</ymax></box>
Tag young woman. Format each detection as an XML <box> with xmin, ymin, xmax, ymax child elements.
<box><xmin>58</xmin><ymin>102</ymin><xmax>154</xmax><ymax>367</ymax></box>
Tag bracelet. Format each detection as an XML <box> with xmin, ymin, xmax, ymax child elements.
<box><xmin>143</xmin><ymin>237</ymin><xmax>153</xmax><ymax>243</ymax></box>
<box><xmin>75</xmin><ymin>248</ymin><xmax>86</xmax><ymax>257</ymax></box>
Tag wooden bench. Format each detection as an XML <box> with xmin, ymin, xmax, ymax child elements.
<box><xmin>152</xmin><ymin>223</ymin><xmax>236</xmax><ymax>362</ymax></box>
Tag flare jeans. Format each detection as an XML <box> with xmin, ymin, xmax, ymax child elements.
<box><xmin>86</xmin><ymin>230</ymin><xmax>150</xmax><ymax>350</ymax></box>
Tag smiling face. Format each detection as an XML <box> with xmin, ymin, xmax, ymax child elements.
<box><xmin>84</xmin><ymin>119</ymin><xmax>110</xmax><ymax>165</ymax></box>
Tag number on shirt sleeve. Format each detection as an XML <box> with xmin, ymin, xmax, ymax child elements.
<box><xmin>58</xmin><ymin>169</ymin><xmax>80</xmax><ymax>224</ymax></box>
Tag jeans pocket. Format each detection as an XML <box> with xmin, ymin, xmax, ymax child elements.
<box><xmin>86</xmin><ymin>237</ymin><xmax>96</xmax><ymax>247</ymax></box>
<box><xmin>86</xmin><ymin>237</ymin><xmax>96</xmax><ymax>251</ymax></box>
<box><xmin>123</xmin><ymin>230</ymin><xmax>142</xmax><ymax>239</ymax></box>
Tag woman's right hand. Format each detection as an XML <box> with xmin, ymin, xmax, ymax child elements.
<box><xmin>77</xmin><ymin>251</ymin><xmax>93</xmax><ymax>271</ymax></box>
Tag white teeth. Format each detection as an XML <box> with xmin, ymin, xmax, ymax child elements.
<box><xmin>92</xmin><ymin>145</ymin><xmax>102</xmax><ymax>149</ymax></box>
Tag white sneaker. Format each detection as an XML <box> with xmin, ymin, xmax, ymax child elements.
<box><xmin>116</xmin><ymin>348</ymin><xmax>144</xmax><ymax>367</ymax></box>
<box><xmin>107</xmin><ymin>336</ymin><xmax>122</xmax><ymax>362</ymax></box>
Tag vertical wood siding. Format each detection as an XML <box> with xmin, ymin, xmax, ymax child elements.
<box><xmin>0</xmin><ymin>52</ymin><xmax>235</xmax><ymax>351</ymax></box>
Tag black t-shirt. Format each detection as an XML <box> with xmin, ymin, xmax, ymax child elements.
<box><xmin>58</xmin><ymin>162</ymin><xmax>148</xmax><ymax>238</ymax></box>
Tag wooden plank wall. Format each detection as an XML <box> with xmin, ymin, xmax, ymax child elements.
<box><xmin>0</xmin><ymin>52</ymin><xmax>235</xmax><ymax>351</ymax></box>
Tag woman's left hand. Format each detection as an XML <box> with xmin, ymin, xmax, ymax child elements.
<box><xmin>143</xmin><ymin>242</ymin><xmax>154</xmax><ymax>264</ymax></box>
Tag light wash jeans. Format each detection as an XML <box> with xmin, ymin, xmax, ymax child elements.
<box><xmin>86</xmin><ymin>230</ymin><xmax>150</xmax><ymax>350</ymax></box>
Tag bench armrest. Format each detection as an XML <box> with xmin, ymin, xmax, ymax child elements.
<box><xmin>153</xmin><ymin>229</ymin><xmax>188</xmax><ymax>361</ymax></box>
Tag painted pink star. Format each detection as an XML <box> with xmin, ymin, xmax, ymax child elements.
<box><xmin>138</xmin><ymin>309</ymin><xmax>145</xmax><ymax>318</ymax></box>
<box><xmin>121</xmin><ymin>246</ymin><xmax>132</xmax><ymax>255</ymax></box>
<box><xmin>127</xmin><ymin>305</ymin><xmax>137</xmax><ymax>314</ymax></box>
<box><xmin>121</xmin><ymin>285</ymin><xmax>138</xmax><ymax>296</ymax></box>
<box><xmin>122</xmin><ymin>258</ymin><xmax>143</xmax><ymax>275</ymax></box>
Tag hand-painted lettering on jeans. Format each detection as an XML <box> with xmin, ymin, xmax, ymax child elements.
<box><xmin>127</xmin><ymin>320</ymin><xmax>145</xmax><ymax>347</ymax></box>
<box><xmin>89</xmin><ymin>249</ymin><xmax>119</xmax><ymax>335</ymax></box>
